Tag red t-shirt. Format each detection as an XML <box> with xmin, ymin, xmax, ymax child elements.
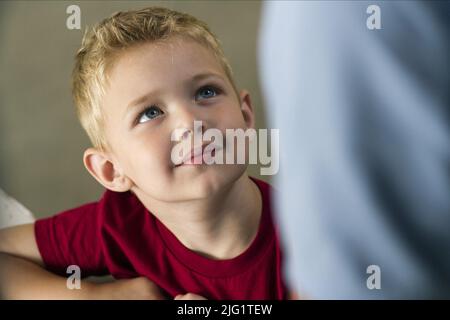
<box><xmin>35</xmin><ymin>177</ymin><xmax>288</xmax><ymax>299</ymax></box>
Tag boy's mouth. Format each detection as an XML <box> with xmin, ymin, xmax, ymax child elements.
<box><xmin>175</xmin><ymin>143</ymin><xmax>221</xmax><ymax>167</ymax></box>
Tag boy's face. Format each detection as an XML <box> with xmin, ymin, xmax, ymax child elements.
<box><xmin>98</xmin><ymin>37</ymin><xmax>254</xmax><ymax>202</ymax></box>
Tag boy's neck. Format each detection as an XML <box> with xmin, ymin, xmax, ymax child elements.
<box><xmin>137</xmin><ymin>174</ymin><xmax>262</xmax><ymax>260</ymax></box>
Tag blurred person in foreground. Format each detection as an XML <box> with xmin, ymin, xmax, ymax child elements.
<box><xmin>259</xmin><ymin>1</ymin><xmax>450</xmax><ymax>299</ymax></box>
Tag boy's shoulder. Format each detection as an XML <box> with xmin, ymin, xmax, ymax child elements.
<box><xmin>95</xmin><ymin>189</ymin><xmax>150</xmax><ymax>228</ymax></box>
<box><xmin>43</xmin><ymin>189</ymin><xmax>147</xmax><ymax>230</ymax></box>
<box><xmin>100</xmin><ymin>189</ymin><xmax>144</xmax><ymax>213</ymax></box>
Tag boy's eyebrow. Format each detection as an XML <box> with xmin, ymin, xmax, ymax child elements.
<box><xmin>126</xmin><ymin>72</ymin><xmax>226</xmax><ymax>113</ymax></box>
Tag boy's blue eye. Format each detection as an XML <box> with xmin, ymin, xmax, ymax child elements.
<box><xmin>196</xmin><ymin>86</ymin><xmax>218</xmax><ymax>100</ymax></box>
<box><xmin>138</xmin><ymin>105</ymin><xmax>164</xmax><ymax>123</ymax></box>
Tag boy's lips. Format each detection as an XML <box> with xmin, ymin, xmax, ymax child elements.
<box><xmin>176</xmin><ymin>144</ymin><xmax>222</xmax><ymax>167</ymax></box>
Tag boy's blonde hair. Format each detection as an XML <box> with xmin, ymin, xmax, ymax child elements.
<box><xmin>72</xmin><ymin>6</ymin><xmax>237</xmax><ymax>150</ymax></box>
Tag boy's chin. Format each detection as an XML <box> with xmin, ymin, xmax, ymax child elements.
<box><xmin>178</xmin><ymin>164</ymin><xmax>248</xmax><ymax>199</ymax></box>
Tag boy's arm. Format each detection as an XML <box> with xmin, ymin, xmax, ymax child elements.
<box><xmin>0</xmin><ymin>252</ymin><xmax>95</xmax><ymax>299</ymax></box>
<box><xmin>0</xmin><ymin>223</ymin><xmax>82</xmax><ymax>299</ymax></box>
<box><xmin>0</xmin><ymin>224</ymin><xmax>43</xmax><ymax>266</ymax></box>
<box><xmin>0</xmin><ymin>224</ymin><xmax>165</xmax><ymax>299</ymax></box>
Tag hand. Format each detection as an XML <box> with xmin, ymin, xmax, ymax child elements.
<box><xmin>174</xmin><ymin>293</ymin><xmax>207</xmax><ymax>300</ymax></box>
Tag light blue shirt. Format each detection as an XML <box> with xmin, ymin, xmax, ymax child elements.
<box><xmin>259</xmin><ymin>1</ymin><xmax>450</xmax><ymax>298</ymax></box>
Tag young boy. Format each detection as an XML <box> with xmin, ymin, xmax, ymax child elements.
<box><xmin>0</xmin><ymin>7</ymin><xmax>287</xmax><ymax>300</ymax></box>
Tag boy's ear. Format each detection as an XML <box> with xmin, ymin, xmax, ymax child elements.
<box><xmin>83</xmin><ymin>148</ymin><xmax>133</xmax><ymax>192</ymax></box>
<box><xmin>239</xmin><ymin>90</ymin><xmax>255</xmax><ymax>129</ymax></box>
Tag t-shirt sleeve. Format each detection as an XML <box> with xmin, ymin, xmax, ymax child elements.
<box><xmin>34</xmin><ymin>201</ymin><xmax>109</xmax><ymax>277</ymax></box>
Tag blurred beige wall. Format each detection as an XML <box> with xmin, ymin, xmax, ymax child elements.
<box><xmin>0</xmin><ymin>1</ymin><xmax>266</xmax><ymax>219</ymax></box>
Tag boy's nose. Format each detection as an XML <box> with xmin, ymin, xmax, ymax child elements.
<box><xmin>179</xmin><ymin>120</ymin><xmax>205</xmax><ymax>141</ymax></box>
<box><xmin>181</xmin><ymin>128</ymin><xmax>191</xmax><ymax>140</ymax></box>
<box><xmin>174</xmin><ymin>105</ymin><xmax>207</xmax><ymax>136</ymax></box>
<box><xmin>175</xmin><ymin>106</ymin><xmax>206</xmax><ymax>140</ymax></box>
